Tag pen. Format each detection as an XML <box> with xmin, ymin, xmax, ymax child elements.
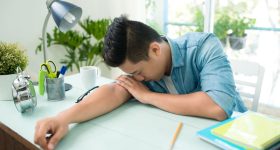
<box><xmin>169</xmin><ymin>122</ymin><xmax>183</xmax><ymax>150</ymax></box>
<box><xmin>58</xmin><ymin>66</ymin><xmax>67</xmax><ymax>78</ymax></box>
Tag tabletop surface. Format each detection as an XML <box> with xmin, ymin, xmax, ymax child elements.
<box><xmin>0</xmin><ymin>74</ymin><xmax>220</xmax><ymax>150</ymax></box>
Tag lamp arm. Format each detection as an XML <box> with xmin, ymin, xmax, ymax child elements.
<box><xmin>42</xmin><ymin>12</ymin><xmax>51</xmax><ymax>63</ymax></box>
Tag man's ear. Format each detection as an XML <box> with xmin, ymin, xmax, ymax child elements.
<box><xmin>149</xmin><ymin>42</ymin><xmax>161</xmax><ymax>57</ymax></box>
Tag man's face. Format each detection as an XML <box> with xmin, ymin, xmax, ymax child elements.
<box><xmin>119</xmin><ymin>57</ymin><xmax>165</xmax><ymax>82</ymax></box>
<box><xmin>119</xmin><ymin>41</ymin><xmax>168</xmax><ymax>82</ymax></box>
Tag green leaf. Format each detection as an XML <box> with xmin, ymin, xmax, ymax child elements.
<box><xmin>0</xmin><ymin>42</ymin><xmax>28</xmax><ymax>74</ymax></box>
<box><xmin>35</xmin><ymin>17</ymin><xmax>111</xmax><ymax>71</ymax></box>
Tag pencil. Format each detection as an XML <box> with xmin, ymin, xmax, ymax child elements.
<box><xmin>169</xmin><ymin>122</ymin><xmax>183</xmax><ymax>150</ymax></box>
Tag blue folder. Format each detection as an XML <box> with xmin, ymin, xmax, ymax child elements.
<box><xmin>197</xmin><ymin>117</ymin><xmax>246</xmax><ymax>150</ymax></box>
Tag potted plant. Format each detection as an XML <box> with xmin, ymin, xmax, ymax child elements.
<box><xmin>0</xmin><ymin>42</ymin><xmax>28</xmax><ymax>100</ymax></box>
<box><xmin>228</xmin><ymin>16</ymin><xmax>256</xmax><ymax>50</ymax></box>
<box><xmin>214</xmin><ymin>13</ymin><xmax>231</xmax><ymax>46</ymax></box>
<box><xmin>193</xmin><ymin>7</ymin><xmax>204</xmax><ymax>33</ymax></box>
<box><xmin>192</xmin><ymin>3</ymin><xmax>256</xmax><ymax>49</ymax></box>
<box><xmin>36</xmin><ymin>17</ymin><xmax>111</xmax><ymax>72</ymax></box>
<box><xmin>193</xmin><ymin>7</ymin><xmax>230</xmax><ymax>46</ymax></box>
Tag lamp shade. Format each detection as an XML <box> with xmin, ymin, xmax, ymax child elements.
<box><xmin>49</xmin><ymin>1</ymin><xmax>82</xmax><ymax>32</ymax></box>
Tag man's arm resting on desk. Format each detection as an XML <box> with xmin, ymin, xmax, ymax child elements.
<box><xmin>117</xmin><ymin>76</ymin><xmax>227</xmax><ymax>121</ymax></box>
<box><xmin>34</xmin><ymin>83</ymin><xmax>131</xmax><ymax>150</ymax></box>
<box><xmin>58</xmin><ymin>83</ymin><xmax>131</xmax><ymax>124</ymax></box>
<box><xmin>144</xmin><ymin>91</ymin><xmax>227</xmax><ymax>121</ymax></box>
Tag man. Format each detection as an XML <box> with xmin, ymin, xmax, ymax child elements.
<box><xmin>34</xmin><ymin>15</ymin><xmax>247</xmax><ymax>150</ymax></box>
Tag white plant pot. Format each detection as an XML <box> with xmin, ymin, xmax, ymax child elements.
<box><xmin>0</xmin><ymin>74</ymin><xmax>17</xmax><ymax>100</ymax></box>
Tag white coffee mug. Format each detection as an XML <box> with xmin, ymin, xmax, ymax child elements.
<box><xmin>80</xmin><ymin>66</ymin><xmax>101</xmax><ymax>90</ymax></box>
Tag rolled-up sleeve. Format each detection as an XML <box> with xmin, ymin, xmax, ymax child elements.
<box><xmin>196</xmin><ymin>34</ymin><xmax>237</xmax><ymax>117</ymax></box>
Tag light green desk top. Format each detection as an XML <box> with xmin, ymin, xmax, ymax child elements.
<box><xmin>0</xmin><ymin>74</ymin><xmax>220</xmax><ymax>150</ymax></box>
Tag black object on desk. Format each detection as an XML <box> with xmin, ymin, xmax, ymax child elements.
<box><xmin>76</xmin><ymin>86</ymin><xmax>99</xmax><ymax>103</ymax></box>
<box><xmin>65</xmin><ymin>83</ymin><xmax>72</xmax><ymax>91</ymax></box>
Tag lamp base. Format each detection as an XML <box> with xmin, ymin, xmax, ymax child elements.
<box><xmin>65</xmin><ymin>83</ymin><xmax>72</xmax><ymax>91</ymax></box>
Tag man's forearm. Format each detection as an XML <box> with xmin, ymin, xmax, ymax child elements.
<box><xmin>56</xmin><ymin>83</ymin><xmax>131</xmax><ymax>124</ymax></box>
<box><xmin>145</xmin><ymin>91</ymin><xmax>227</xmax><ymax>121</ymax></box>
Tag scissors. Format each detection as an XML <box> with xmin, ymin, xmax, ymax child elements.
<box><xmin>40</xmin><ymin>60</ymin><xmax>57</xmax><ymax>78</ymax></box>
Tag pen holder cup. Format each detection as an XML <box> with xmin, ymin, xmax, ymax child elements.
<box><xmin>46</xmin><ymin>77</ymin><xmax>65</xmax><ymax>101</ymax></box>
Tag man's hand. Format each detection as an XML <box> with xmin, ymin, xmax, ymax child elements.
<box><xmin>116</xmin><ymin>75</ymin><xmax>151</xmax><ymax>104</ymax></box>
<box><xmin>34</xmin><ymin>116</ymin><xmax>69</xmax><ymax>150</ymax></box>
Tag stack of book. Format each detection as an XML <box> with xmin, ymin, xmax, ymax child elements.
<box><xmin>197</xmin><ymin>111</ymin><xmax>280</xmax><ymax>150</ymax></box>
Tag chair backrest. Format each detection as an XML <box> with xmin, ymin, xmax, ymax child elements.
<box><xmin>230</xmin><ymin>59</ymin><xmax>265</xmax><ymax>112</ymax></box>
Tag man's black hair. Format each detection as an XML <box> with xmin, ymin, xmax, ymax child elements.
<box><xmin>102</xmin><ymin>15</ymin><xmax>162</xmax><ymax>67</ymax></box>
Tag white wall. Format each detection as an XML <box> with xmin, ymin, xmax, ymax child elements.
<box><xmin>0</xmin><ymin>0</ymin><xmax>146</xmax><ymax>79</ymax></box>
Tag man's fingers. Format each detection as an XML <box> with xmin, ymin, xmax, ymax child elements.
<box><xmin>116</xmin><ymin>80</ymin><xmax>129</xmax><ymax>89</ymax></box>
<box><xmin>117</xmin><ymin>77</ymin><xmax>133</xmax><ymax>87</ymax></box>
<box><xmin>38</xmin><ymin>126</ymin><xmax>50</xmax><ymax>149</ymax></box>
<box><xmin>116</xmin><ymin>74</ymin><xmax>131</xmax><ymax>80</ymax></box>
<box><xmin>34</xmin><ymin>123</ymin><xmax>41</xmax><ymax>144</ymax></box>
<box><xmin>34</xmin><ymin>119</ymin><xmax>53</xmax><ymax>150</ymax></box>
<box><xmin>121</xmin><ymin>75</ymin><xmax>134</xmax><ymax>82</ymax></box>
<box><xmin>47</xmin><ymin>128</ymin><xmax>66</xmax><ymax>150</ymax></box>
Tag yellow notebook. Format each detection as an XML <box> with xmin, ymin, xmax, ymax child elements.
<box><xmin>212</xmin><ymin>112</ymin><xmax>280</xmax><ymax>150</ymax></box>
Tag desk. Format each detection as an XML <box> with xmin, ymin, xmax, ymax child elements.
<box><xmin>0</xmin><ymin>74</ymin><xmax>220</xmax><ymax>150</ymax></box>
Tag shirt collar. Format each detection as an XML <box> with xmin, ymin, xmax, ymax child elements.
<box><xmin>166</xmin><ymin>37</ymin><xmax>184</xmax><ymax>69</ymax></box>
